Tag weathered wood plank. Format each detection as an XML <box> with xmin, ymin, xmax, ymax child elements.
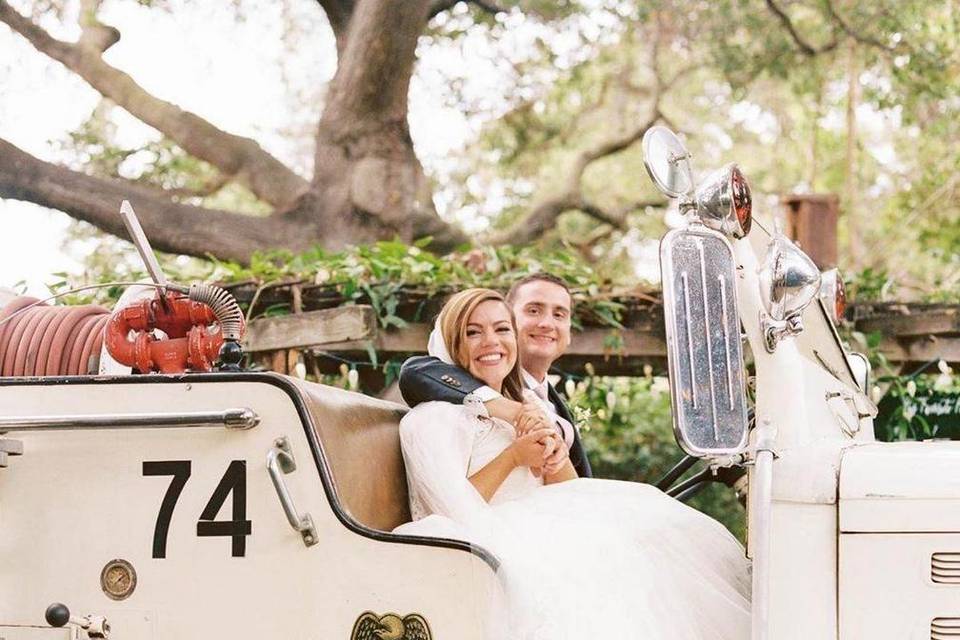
<box><xmin>878</xmin><ymin>335</ymin><xmax>960</xmax><ymax>368</ymax></box>
<box><xmin>310</xmin><ymin>322</ymin><xmax>666</xmax><ymax>358</ymax></box>
<box><xmin>244</xmin><ymin>306</ymin><xmax>376</xmax><ymax>352</ymax></box>
<box><xmin>856</xmin><ymin>307</ymin><xmax>960</xmax><ymax>337</ymax></box>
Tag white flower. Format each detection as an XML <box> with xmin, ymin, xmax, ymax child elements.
<box><xmin>605</xmin><ymin>391</ymin><xmax>617</xmax><ymax>411</ymax></box>
<box><xmin>903</xmin><ymin>404</ymin><xmax>917</xmax><ymax>421</ymax></box>
<box><xmin>643</xmin><ymin>364</ymin><xmax>653</xmax><ymax>378</ymax></box>
<box><xmin>347</xmin><ymin>368</ymin><xmax>359</xmax><ymax>390</ymax></box>
<box><xmin>906</xmin><ymin>380</ymin><xmax>917</xmax><ymax>397</ymax></box>
<box><xmin>939</xmin><ymin>359</ymin><xmax>953</xmax><ymax>375</ymax></box>
<box><xmin>293</xmin><ymin>360</ymin><xmax>306</xmax><ymax>379</ymax></box>
<box><xmin>934</xmin><ymin>373</ymin><xmax>953</xmax><ymax>391</ymax></box>
<box><xmin>564</xmin><ymin>379</ymin><xmax>577</xmax><ymax>398</ymax></box>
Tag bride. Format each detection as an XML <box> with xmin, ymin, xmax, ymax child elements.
<box><xmin>393</xmin><ymin>288</ymin><xmax>751</xmax><ymax>639</ymax></box>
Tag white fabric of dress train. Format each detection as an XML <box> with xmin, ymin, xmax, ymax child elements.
<box><xmin>393</xmin><ymin>398</ymin><xmax>752</xmax><ymax>640</ymax></box>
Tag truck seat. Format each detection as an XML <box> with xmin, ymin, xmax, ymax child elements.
<box><xmin>287</xmin><ymin>377</ymin><xmax>412</xmax><ymax>532</ymax></box>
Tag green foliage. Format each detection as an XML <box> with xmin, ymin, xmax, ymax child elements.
<box><xmin>207</xmin><ymin>240</ymin><xmax>642</xmax><ymax>327</ymax></box>
<box><xmin>875</xmin><ymin>365</ymin><xmax>960</xmax><ymax>442</ymax></box>
<box><xmin>846</xmin><ymin>268</ymin><xmax>896</xmax><ymax>302</ymax></box>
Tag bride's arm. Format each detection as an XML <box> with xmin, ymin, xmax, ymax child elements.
<box><xmin>543</xmin><ymin>459</ymin><xmax>577</xmax><ymax>484</ymax></box>
<box><xmin>468</xmin><ymin>426</ymin><xmax>555</xmax><ymax>501</ymax></box>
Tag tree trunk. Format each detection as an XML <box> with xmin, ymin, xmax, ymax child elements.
<box><xmin>844</xmin><ymin>39</ymin><xmax>861</xmax><ymax>267</ymax></box>
<box><xmin>289</xmin><ymin>0</ymin><xmax>458</xmax><ymax>249</ymax></box>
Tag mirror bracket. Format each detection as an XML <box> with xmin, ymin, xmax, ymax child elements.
<box><xmin>760</xmin><ymin>312</ymin><xmax>804</xmax><ymax>353</ymax></box>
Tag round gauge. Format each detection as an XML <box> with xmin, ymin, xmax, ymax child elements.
<box><xmin>100</xmin><ymin>558</ymin><xmax>137</xmax><ymax>600</ymax></box>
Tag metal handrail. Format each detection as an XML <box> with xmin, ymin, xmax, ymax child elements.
<box><xmin>0</xmin><ymin>408</ymin><xmax>259</xmax><ymax>433</ymax></box>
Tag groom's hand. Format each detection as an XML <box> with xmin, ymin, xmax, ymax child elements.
<box><xmin>542</xmin><ymin>436</ymin><xmax>569</xmax><ymax>476</ymax></box>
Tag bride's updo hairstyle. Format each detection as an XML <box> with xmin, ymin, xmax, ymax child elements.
<box><xmin>438</xmin><ymin>288</ymin><xmax>525</xmax><ymax>402</ymax></box>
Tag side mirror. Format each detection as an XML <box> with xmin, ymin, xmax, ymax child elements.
<box><xmin>642</xmin><ymin>126</ymin><xmax>694</xmax><ymax>198</ymax></box>
<box><xmin>847</xmin><ymin>352</ymin><xmax>871</xmax><ymax>392</ymax></box>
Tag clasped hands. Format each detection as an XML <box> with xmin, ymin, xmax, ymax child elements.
<box><xmin>510</xmin><ymin>397</ymin><xmax>569</xmax><ymax>477</ymax></box>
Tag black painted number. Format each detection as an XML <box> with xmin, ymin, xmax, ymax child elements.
<box><xmin>196</xmin><ymin>460</ymin><xmax>252</xmax><ymax>558</ymax></box>
<box><xmin>143</xmin><ymin>460</ymin><xmax>191</xmax><ymax>559</ymax></box>
<box><xmin>143</xmin><ymin>460</ymin><xmax>251</xmax><ymax>558</ymax></box>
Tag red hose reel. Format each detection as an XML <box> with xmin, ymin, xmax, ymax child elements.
<box><xmin>105</xmin><ymin>289</ymin><xmax>242</xmax><ymax>374</ymax></box>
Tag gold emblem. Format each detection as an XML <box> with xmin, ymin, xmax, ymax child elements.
<box><xmin>350</xmin><ymin>611</ymin><xmax>431</xmax><ymax>640</ymax></box>
<box><xmin>100</xmin><ymin>558</ymin><xmax>137</xmax><ymax>600</ymax></box>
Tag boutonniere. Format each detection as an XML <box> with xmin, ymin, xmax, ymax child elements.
<box><xmin>571</xmin><ymin>405</ymin><xmax>593</xmax><ymax>433</ymax></box>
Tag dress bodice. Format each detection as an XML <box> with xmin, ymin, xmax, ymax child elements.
<box><xmin>468</xmin><ymin>415</ymin><xmax>543</xmax><ymax>505</ymax></box>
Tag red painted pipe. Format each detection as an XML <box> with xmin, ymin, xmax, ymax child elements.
<box><xmin>104</xmin><ymin>290</ymin><xmax>223</xmax><ymax>374</ymax></box>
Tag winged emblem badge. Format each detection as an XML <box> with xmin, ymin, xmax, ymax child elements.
<box><xmin>350</xmin><ymin>611</ymin><xmax>432</xmax><ymax>640</ymax></box>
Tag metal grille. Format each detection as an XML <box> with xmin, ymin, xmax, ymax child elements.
<box><xmin>660</xmin><ymin>226</ymin><xmax>748</xmax><ymax>455</ymax></box>
<box><xmin>932</xmin><ymin>617</ymin><xmax>960</xmax><ymax>639</ymax></box>
<box><xmin>932</xmin><ymin>553</ymin><xmax>960</xmax><ymax>584</ymax></box>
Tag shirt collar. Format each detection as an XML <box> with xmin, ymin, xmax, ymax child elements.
<box><xmin>521</xmin><ymin>369</ymin><xmax>549</xmax><ymax>395</ymax></box>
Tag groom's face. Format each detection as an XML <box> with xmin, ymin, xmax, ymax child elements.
<box><xmin>510</xmin><ymin>280</ymin><xmax>572</xmax><ymax>372</ymax></box>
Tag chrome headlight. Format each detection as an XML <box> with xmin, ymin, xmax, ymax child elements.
<box><xmin>759</xmin><ymin>234</ymin><xmax>821</xmax><ymax>322</ymax></box>
<box><xmin>695</xmin><ymin>164</ymin><xmax>752</xmax><ymax>239</ymax></box>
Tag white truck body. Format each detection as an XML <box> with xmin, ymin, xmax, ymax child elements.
<box><xmin>0</xmin><ymin>207</ymin><xmax>954</xmax><ymax>638</ymax></box>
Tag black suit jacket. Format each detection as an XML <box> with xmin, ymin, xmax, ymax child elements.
<box><xmin>398</xmin><ymin>355</ymin><xmax>593</xmax><ymax>478</ymax></box>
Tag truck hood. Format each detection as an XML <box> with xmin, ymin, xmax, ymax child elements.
<box><xmin>840</xmin><ymin>441</ymin><xmax>960</xmax><ymax>532</ymax></box>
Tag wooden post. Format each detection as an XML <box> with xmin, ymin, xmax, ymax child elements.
<box><xmin>782</xmin><ymin>194</ymin><xmax>839</xmax><ymax>270</ymax></box>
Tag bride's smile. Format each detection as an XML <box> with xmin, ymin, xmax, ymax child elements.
<box><xmin>462</xmin><ymin>300</ymin><xmax>518</xmax><ymax>391</ymax></box>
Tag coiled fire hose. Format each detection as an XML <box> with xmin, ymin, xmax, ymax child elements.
<box><xmin>0</xmin><ymin>282</ymin><xmax>244</xmax><ymax>376</ymax></box>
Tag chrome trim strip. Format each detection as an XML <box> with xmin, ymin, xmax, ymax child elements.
<box><xmin>718</xmin><ymin>274</ymin><xmax>735</xmax><ymax>410</ymax></box>
<box><xmin>0</xmin><ymin>408</ymin><xmax>259</xmax><ymax>432</ymax></box>
<box><xmin>681</xmin><ymin>271</ymin><xmax>698</xmax><ymax>409</ymax></box>
<box><xmin>697</xmin><ymin>240</ymin><xmax>720</xmax><ymax>440</ymax></box>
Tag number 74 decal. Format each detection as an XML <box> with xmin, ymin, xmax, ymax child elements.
<box><xmin>143</xmin><ymin>460</ymin><xmax>252</xmax><ymax>558</ymax></box>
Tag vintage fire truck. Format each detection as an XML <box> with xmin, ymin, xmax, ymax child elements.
<box><xmin>0</xmin><ymin>128</ymin><xmax>955</xmax><ymax>640</ymax></box>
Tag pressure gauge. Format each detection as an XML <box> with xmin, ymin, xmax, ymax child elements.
<box><xmin>100</xmin><ymin>558</ymin><xmax>137</xmax><ymax>600</ymax></box>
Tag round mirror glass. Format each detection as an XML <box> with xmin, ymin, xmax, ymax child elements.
<box><xmin>642</xmin><ymin>126</ymin><xmax>693</xmax><ymax>198</ymax></box>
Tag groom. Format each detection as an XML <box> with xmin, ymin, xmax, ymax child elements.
<box><xmin>398</xmin><ymin>273</ymin><xmax>592</xmax><ymax>478</ymax></box>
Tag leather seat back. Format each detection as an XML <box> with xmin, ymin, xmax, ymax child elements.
<box><xmin>287</xmin><ymin>377</ymin><xmax>411</xmax><ymax>531</ymax></box>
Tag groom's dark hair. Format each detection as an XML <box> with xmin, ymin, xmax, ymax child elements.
<box><xmin>506</xmin><ymin>272</ymin><xmax>572</xmax><ymax>305</ymax></box>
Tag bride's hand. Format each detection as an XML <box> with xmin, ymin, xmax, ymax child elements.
<box><xmin>514</xmin><ymin>398</ymin><xmax>551</xmax><ymax>437</ymax></box>
<box><xmin>509</xmin><ymin>427</ymin><xmax>556</xmax><ymax>470</ymax></box>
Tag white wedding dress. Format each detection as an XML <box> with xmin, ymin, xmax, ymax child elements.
<box><xmin>393</xmin><ymin>398</ymin><xmax>752</xmax><ymax>639</ymax></box>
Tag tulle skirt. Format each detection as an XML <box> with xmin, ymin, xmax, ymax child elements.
<box><xmin>397</xmin><ymin>478</ymin><xmax>751</xmax><ymax>640</ymax></box>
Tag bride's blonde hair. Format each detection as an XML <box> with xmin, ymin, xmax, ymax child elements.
<box><xmin>438</xmin><ymin>288</ymin><xmax>525</xmax><ymax>402</ymax></box>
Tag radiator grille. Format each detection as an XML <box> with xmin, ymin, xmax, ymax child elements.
<box><xmin>932</xmin><ymin>553</ymin><xmax>960</xmax><ymax>584</ymax></box>
<box><xmin>932</xmin><ymin>617</ymin><xmax>960</xmax><ymax>639</ymax></box>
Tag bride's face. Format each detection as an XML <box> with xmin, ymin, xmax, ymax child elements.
<box><xmin>461</xmin><ymin>300</ymin><xmax>518</xmax><ymax>391</ymax></box>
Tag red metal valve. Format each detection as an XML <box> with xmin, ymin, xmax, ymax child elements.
<box><xmin>105</xmin><ymin>290</ymin><xmax>230</xmax><ymax>374</ymax></box>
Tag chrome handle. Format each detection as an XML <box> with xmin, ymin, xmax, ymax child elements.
<box><xmin>266</xmin><ymin>437</ymin><xmax>317</xmax><ymax>547</ymax></box>
<box><xmin>0</xmin><ymin>408</ymin><xmax>259</xmax><ymax>433</ymax></box>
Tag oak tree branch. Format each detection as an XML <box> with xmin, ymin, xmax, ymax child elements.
<box><xmin>0</xmin><ymin>0</ymin><xmax>308</xmax><ymax>210</ymax></box>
